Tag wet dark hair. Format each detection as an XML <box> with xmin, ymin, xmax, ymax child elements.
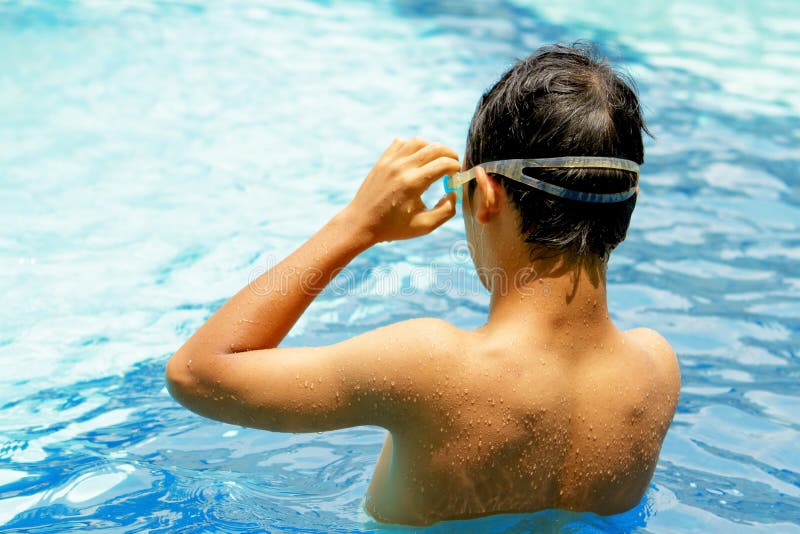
<box><xmin>465</xmin><ymin>42</ymin><xmax>649</xmax><ymax>259</ymax></box>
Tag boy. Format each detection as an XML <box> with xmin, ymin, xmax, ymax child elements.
<box><xmin>166</xmin><ymin>44</ymin><xmax>680</xmax><ymax>525</ymax></box>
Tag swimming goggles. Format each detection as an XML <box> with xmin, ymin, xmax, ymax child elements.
<box><xmin>443</xmin><ymin>157</ymin><xmax>639</xmax><ymax>204</ymax></box>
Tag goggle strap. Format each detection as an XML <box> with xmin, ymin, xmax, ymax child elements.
<box><xmin>445</xmin><ymin>157</ymin><xmax>639</xmax><ymax>204</ymax></box>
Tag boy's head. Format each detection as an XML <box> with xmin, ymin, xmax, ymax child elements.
<box><xmin>464</xmin><ymin>43</ymin><xmax>648</xmax><ymax>261</ymax></box>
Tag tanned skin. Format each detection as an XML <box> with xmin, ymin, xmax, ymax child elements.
<box><xmin>166</xmin><ymin>137</ymin><xmax>680</xmax><ymax>526</ymax></box>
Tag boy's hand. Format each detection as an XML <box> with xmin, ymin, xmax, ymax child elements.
<box><xmin>342</xmin><ymin>137</ymin><xmax>461</xmax><ymax>244</ymax></box>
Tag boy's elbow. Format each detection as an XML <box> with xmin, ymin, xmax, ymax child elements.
<box><xmin>165</xmin><ymin>346</ymin><xmax>229</xmax><ymax>413</ymax></box>
<box><xmin>165</xmin><ymin>349</ymin><xmax>201</xmax><ymax>405</ymax></box>
<box><xmin>165</xmin><ymin>349</ymin><xmax>249</xmax><ymax>427</ymax></box>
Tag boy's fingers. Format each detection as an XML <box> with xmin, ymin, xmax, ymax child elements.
<box><xmin>413</xmin><ymin>157</ymin><xmax>462</xmax><ymax>188</ymax></box>
<box><xmin>408</xmin><ymin>142</ymin><xmax>460</xmax><ymax>166</ymax></box>
<box><xmin>396</xmin><ymin>136</ymin><xmax>428</xmax><ymax>157</ymax></box>
<box><xmin>410</xmin><ymin>193</ymin><xmax>457</xmax><ymax>233</ymax></box>
<box><xmin>380</xmin><ymin>138</ymin><xmax>405</xmax><ymax>160</ymax></box>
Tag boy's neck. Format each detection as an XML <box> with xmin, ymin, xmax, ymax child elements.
<box><xmin>483</xmin><ymin>251</ymin><xmax>615</xmax><ymax>343</ymax></box>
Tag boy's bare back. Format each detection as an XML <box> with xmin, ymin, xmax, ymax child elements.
<box><xmin>362</xmin><ymin>319</ymin><xmax>679</xmax><ymax>524</ymax></box>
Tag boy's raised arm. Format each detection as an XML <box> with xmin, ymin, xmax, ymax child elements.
<box><xmin>165</xmin><ymin>137</ymin><xmax>460</xmax><ymax>431</ymax></box>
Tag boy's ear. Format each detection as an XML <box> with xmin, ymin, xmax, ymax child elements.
<box><xmin>474</xmin><ymin>166</ymin><xmax>504</xmax><ymax>224</ymax></box>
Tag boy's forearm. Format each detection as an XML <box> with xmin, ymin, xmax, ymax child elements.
<box><xmin>180</xmin><ymin>208</ymin><xmax>373</xmax><ymax>357</ymax></box>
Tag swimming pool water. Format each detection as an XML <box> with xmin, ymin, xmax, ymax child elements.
<box><xmin>1</xmin><ymin>0</ymin><xmax>799</xmax><ymax>531</ymax></box>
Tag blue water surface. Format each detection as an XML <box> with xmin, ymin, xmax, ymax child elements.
<box><xmin>1</xmin><ymin>0</ymin><xmax>799</xmax><ymax>532</ymax></box>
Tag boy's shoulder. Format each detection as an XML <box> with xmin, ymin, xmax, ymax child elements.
<box><xmin>372</xmin><ymin>317</ymin><xmax>464</xmax><ymax>347</ymax></box>
<box><xmin>626</xmin><ymin>327</ymin><xmax>672</xmax><ymax>351</ymax></box>
<box><xmin>355</xmin><ymin>317</ymin><xmax>467</xmax><ymax>367</ymax></box>
<box><xmin>625</xmin><ymin>327</ymin><xmax>681</xmax><ymax>395</ymax></box>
